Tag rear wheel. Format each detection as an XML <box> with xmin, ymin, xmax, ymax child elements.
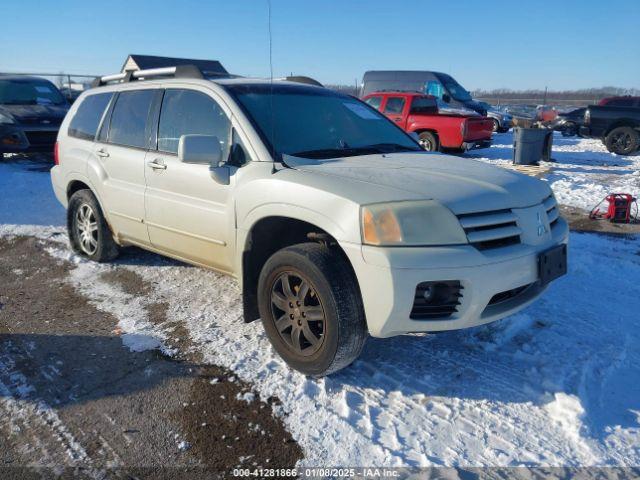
<box><xmin>418</xmin><ymin>132</ymin><xmax>438</xmax><ymax>152</ymax></box>
<box><xmin>604</xmin><ymin>126</ymin><xmax>640</xmax><ymax>155</ymax></box>
<box><xmin>258</xmin><ymin>243</ymin><xmax>367</xmax><ymax>376</ymax></box>
<box><xmin>68</xmin><ymin>190</ymin><xmax>119</xmax><ymax>262</ymax></box>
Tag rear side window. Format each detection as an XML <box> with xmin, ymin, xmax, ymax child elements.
<box><xmin>157</xmin><ymin>89</ymin><xmax>231</xmax><ymax>156</ymax></box>
<box><xmin>364</xmin><ymin>96</ymin><xmax>383</xmax><ymax>110</ymax></box>
<box><xmin>384</xmin><ymin>97</ymin><xmax>405</xmax><ymax>114</ymax></box>
<box><xmin>410</xmin><ymin>96</ymin><xmax>437</xmax><ymax>114</ymax></box>
<box><xmin>68</xmin><ymin>93</ymin><xmax>114</xmax><ymax>141</ymax></box>
<box><xmin>108</xmin><ymin>90</ymin><xmax>155</xmax><ymax>148</ymax></box>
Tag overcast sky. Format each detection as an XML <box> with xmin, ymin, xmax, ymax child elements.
<box><xmin>1</xmin><ymin>0</ymin><xmax>638</xmax><ymax>91</ymax></box>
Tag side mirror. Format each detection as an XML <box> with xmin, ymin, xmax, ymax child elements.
<box><xmin>178</xmin><ymin>134</ymin><xmax>230</xmax><ymax>185</ymax></box>
<box><xmin>442</xmin><ymin>94</ymin><xmax>451</xmax><ymax>103</ymax></box>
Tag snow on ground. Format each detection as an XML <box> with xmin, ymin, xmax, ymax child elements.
<box><xmin>1</xmin><ymin>149</ymin><xmax>640</xmax><ymax>467</ymax></box>
<box><xmin>471</xmin><ymin>132</ymin><xmax>640</xmax><ymax>212</ymax></box>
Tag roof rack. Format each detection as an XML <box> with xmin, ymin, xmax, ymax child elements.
<box><xmin>91</xmin><ymin>64</ymin><xmax>222</xmax><ymax>87</ymax></box>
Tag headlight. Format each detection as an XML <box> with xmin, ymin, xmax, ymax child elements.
<box><xmin>361</xmin><ymin>200</ymin><xmax>468</xmax><ymax>246</ymax></box>
<box><xmin>0</xmin><ymin>112</ymin><xmax>15</xmax><ymax>125</ymax></box>
<box><xmin>584</xmin><ymin>109</ymin><xmax>590</xmax><ymax>125</ymax></box>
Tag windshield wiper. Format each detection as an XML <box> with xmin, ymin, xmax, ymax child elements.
<box><xmin>291</xmin><ymin>144</ymin><xmax>419</xmax><ymax>160</ymax></box>
<box><xmin>363</xmin><ymin>143</ymin><xmax>421</xmax><ymax>153</ymax></box>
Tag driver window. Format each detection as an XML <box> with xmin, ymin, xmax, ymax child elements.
<box><xmin>158</xmin><ymin>89</ymin><xmax>231</xmax><ymax>161</ymax></box>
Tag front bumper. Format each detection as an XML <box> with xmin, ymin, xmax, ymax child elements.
<box><xmin>342</xmin><ymin>218</ymin><xmax>569</xmax><ymax>338</ymax></box>
<box><xmin>0</xmin><ymin>124</ymin><xmax>58</xmax><ymax>153</ymax></box>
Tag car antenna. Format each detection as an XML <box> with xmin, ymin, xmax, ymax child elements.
<box><xmin>266</xmin><ymin>0</ymin><xmax>291</xmax><ymax>174</ymax></box>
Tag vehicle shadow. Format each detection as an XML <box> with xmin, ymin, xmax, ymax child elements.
<box><xmin>0</xmin><ymin>333</ymin><xmax>198</xmax><ymax>408</ymax></box>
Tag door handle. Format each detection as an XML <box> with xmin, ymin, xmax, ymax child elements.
<box><xmin>147</xmin><ymin>159</ymin><xmax>167</xmax><ymax>170</ymax></box>
<box><xmin>96</xmin><ymin>148</ymin><xmax>109</xmax><ymax>158</ymax></box>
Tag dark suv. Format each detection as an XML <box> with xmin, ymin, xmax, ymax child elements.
<box><xmin>0</xmin><ymin>75</ymin><xmax>69</xmax><ymax>154</ymax></box>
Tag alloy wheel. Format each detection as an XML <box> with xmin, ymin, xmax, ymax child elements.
<box><xmin>75</xmin><ymin>204</ymin><xmax>98</xmax><ymax>255</ymax></box>
<box><xmin>612</xmin><ymin>131</ymin><xmax>632</xmax><ymax>152</ymax></box>
<box><xmin>270</xmin><ymin>271</ymin><xmax>326</xmax><ymax>357</ymax></box>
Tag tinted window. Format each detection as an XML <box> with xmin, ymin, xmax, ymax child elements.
<box><xmin>108</xmin><ymin>90</ymin><xmax>155</xmax><ymax>148</ymax></box>
<box><xmin>68</xmin><ymin>93</ymin><xmax>113</xmax><ymax>141</ymax></box>
<box><xmin>0</xmin><ymin>78</ymin><xmax>66</xmax><ymax>106</ymax></box>
<box><xmin>608</xmin><ymin>98</ymin><xmax>633</xmax><ymax>107</ymax></box>
<box><xmin>158</xmin><ymin>89</ymin><xmax>231</xmax><ymax>157</ymax></box>
<box><xmin>227</xmin><ymin>84</ymin><xmax>419</xmax><ymax>160</ymax></box>
<box><xmin>410</xmin><ymin>96</ymin><xmax>437</xmax><ymax>114</ymax></box>
<box><xmin>384</xmin><ymin>97</ymin><xmax>405</xmax><ymax>114</ymax></box>
<box><xmin>365</xmin><ymin>96</ymin><xmax>383</xmax><ymax>110</ymax></box>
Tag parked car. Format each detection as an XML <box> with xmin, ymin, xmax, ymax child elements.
<box><xmin>363</xmin><ymin>92</ymin><xmax>493</xmax><ymax>152</ymax></box>
<box><xmin>51</xmin><ymin>66</ymin><xmax>568</xmax><ymax>376</ymax></box>
<box><xmin>501</xmin><ymin>105</ymin><xmax>537</xmax><ymax>128</ymax></box>
<box><xmin>580</xmin><ymin>105</ymin><xmax>640</xmax><ymax>155</ymax></box>
<box><xmin>549</xmin><ymin>107</ymin><xmax>586</xmax><ymax>137</ymax></box>
<box><xmin>0</xmin><ymin>75</ymin><xmax>69</xmax><ymax>154</ymax></box>
<box><xmin>480</xmin><ymin>104</ymin><xmax>513</xmax><ymax>133</ymax></box>
<box><xmin>598</xmin><ymin>96</ymin><xmax>640</xmax><ymax>107</ymax></box>
<box><xmin>361</xmin><ymin>71</ymin><xmax>487</xmax><ymax>115</ymax></box>
<box><xmin>536</xmin><ymin>105</ymin><xmax>558</xmax><ymax>123</ymax></box>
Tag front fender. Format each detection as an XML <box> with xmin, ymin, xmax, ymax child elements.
<box><xmin>235</xmin><ymin>202</ymin><xmax>360</xmax><ymax>286</ymax></box>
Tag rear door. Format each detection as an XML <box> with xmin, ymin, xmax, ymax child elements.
<box><xmin>382</xmin><ymin>96</ymin><xmax>407</xmax><ymax>128</ymax></box>
<box><xmin>92</xmin><ymin>88</ymin><xmax>158</xmax><ymax>244</ymax></box>
<box><xmin>143</xmin><ymin>87</ymin><xmax>236</xmax><ymax>272</ymax></box>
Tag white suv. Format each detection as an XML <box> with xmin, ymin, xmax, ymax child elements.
<box><xmin>51</xmin><ymin>66</ymin><xmax>568</xmax><ymax>376</ymax></box>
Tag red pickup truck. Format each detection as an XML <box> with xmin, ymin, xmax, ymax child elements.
<box><xmin>362</xmin><ymin>92</ymin><xmax>493</xmax><ymax>152</ymax></box>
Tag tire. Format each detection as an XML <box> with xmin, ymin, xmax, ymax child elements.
<box><xmin>257</xmin><ymin>243</ymin><xmax>367</xmax><ymax>376</ymax></box>
<box><xmin>418</xmin><ymin>132</ymin><xmax>438</xmax><ymax>152</ymax></box>
<box><xmin>561</xmin><ymin>122</ymin><xmax>577</xmax><ymax>137</ymax></box>
<box><xmin>491</xmin><ymin>119</ymin><xmax>500</xmax><ymax>132</ymax></box>
<box><xmin>67</xmin><ymin>189</ymin><xmax>119</xmax><ymax>262</ymax></box>
<box><xmin>604</xmin><ymin>126</ymin><xmax>640</xmax><ymax>155</ymax></box>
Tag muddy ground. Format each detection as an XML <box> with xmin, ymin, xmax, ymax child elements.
<box><xmin>0</xmin><ymin>236</ymin><xmax>302</xmax><ymax>479</ymax></box>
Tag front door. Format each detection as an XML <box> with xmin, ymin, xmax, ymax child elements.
<box><xmin>144</xmin><ymin>88</ymin><xmax>235</xmax><ymax>272</ymax></box>
<box><xmin>382</xmin><ymin>96</ymin><xmax>407</xmax><ymax>128</ymax></box>
<box><xmin>94</xmin><ymin>89</ymin><xmax>157</xmax><ymax>244</ymax></box>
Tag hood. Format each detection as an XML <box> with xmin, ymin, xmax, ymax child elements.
<box><xmin>284</xmin><ymin>153</ymin><xmax>551</xmax><ymax>215</ymax></box>
<box><xmin>0</xmin><ymin>103</ymin><xmax>69</xmax><ymax>126</ymax></box>
<box><xmin>462</xmin><ymin>100</ymin><xmax>487</xmax><ymax>115</ymax></box>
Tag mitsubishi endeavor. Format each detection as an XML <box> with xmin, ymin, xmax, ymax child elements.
<box><xmin>50</xmin><ymin>66</ymin><xmax>568</xmax><ymax>376</ymax></box>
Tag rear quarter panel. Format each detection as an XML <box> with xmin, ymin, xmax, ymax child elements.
<box><xmin>406</xmin><ymin>114</ymin><xmax>465</xmax><ymax>148</ymax></box>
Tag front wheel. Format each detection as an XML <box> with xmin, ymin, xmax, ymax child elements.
<box><xmin>491</xmin><ymin>118</ymin><xmax>500</xmax><ymax>132</ymax></box>
<box><xmin>561</xmin><ymin>122</ymin><xmax>577</xmax><ymax>137</ymax></box>
<box><xmin>258</xmin><ymin>243</ymin><xmax>367</xmax><ymax>376</ymax></box>
<box><xmin>68</xmin><ymin>189</ymin><xmax>120</xmax><ymax>262</ymax></box>
<box><xmin>604</xmin><ymin>126</ymin><xmax>640</xmax><ymax>155</ymax></box>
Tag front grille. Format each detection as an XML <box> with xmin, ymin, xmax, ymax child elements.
<box><xmin>488</xmin><ymin>283</ymin><xmax>532</xmax><ymax>306</ymax></box>
<box><xmin>25</xmin><ymin>130</ymin><xmax>58</xmax><ymax>146</ymax></box>
<box><xmin>458</xmin><ymin>209</ymin><xmax>522</xmax><ymax>250</ymax></box>
<box><xmin>410</xmin><ymin>281</ymin><xmax>463</xmax><ymax>320</ymax></box>
<box><xmin>20</xmin><ymin>117</ymin><xmax>62</xmax><ymax>126</ymax></box>
<box><xmin>543</xmin><ymin>195</ymin><xmax>560</xmax><ymax>228</ymax></box>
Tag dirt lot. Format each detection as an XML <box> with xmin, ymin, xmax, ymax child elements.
<box><xmin>0</xmin><ymin>236</ymin><xmax>301</xmax><ymax>479</ymax></box>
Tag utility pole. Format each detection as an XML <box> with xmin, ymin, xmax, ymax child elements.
<box><xmin>543</xmin><ymin>86</ymin><xmax>548</xmax><ymax>105</ymax></box>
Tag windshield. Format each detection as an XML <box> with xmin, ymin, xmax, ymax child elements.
<box><xmin>226</xmin><ymin>84</ymin><xmax>421</xmax><ymax>160</ymax></box>
<box><xmin>443</xmin><ymin>82</ymin><xmax>472</xmax><ymax>102</ymax></box>
<box><xmin>0</xmin><ymin>78</ymin><xmax>66</xmax><ymax>106</ymax></box>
